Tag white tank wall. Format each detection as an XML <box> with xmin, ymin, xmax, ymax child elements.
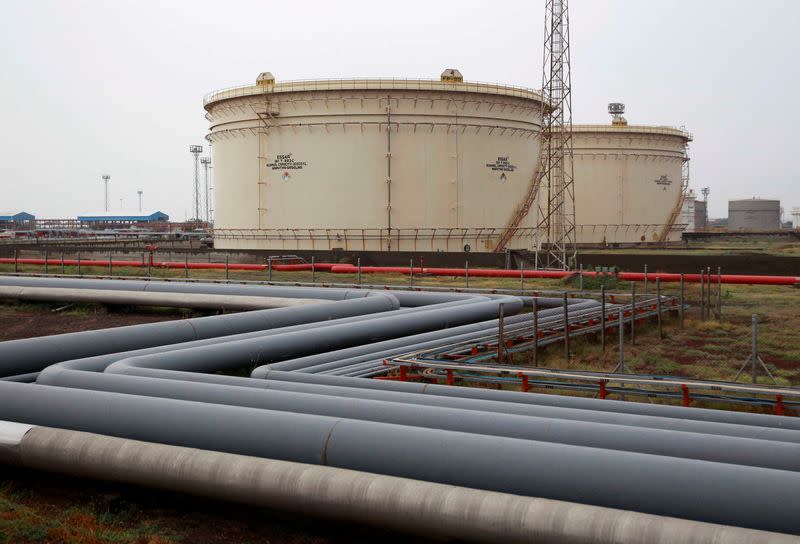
<box><xmin>571</xmin><ymin>126</ymin><xmax>691</xmax><ymax>244</ymax></box>
<box><xmin>728</xmin><ymin>199</ymin><xmax>781</xmax><ymax>231</ymax></box>
<box><xmin>207</xmin><ymin>79</ymin><xmax>543</xmax><ymax>252</ymax></box>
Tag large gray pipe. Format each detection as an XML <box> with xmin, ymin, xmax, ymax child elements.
<box><xmin>256</xmin><ymin>301</ymin><xmax>603</xmax><ymax>376</ymax></box>
<box><xmin>0</xmin><ymin>295</ymin><xmax>399</xmax><ymax>377</ymax></box>
<box><xmin>1</xmin><ymin>422</ymin><xmax>789</xmax><ymax>544</ymax></box>
<box><xmin>0</xmin><ymin>382</ymin><xmax>798</xmax><ymax>534</ymax></box>
<box><xmin>102</xmin><ymin>364</ymin><xmax>800</xmax><ymax>444</ymax></box>
<box><xmin>0</xmin><ymin>285</ymin><xmax>331</xmax><ymax>311</ymax></box>
<box><xmin>255</xmin><ymin>369</ymin><xmax>800</xmax><ymax>431</ymax></box>
<box><xmin>0</xmin><ymin>276</ymin><xmax>500</xmax><ymax>307</ymax></box>
<box><xmin>102</xmin><ymin>297</ymin><xmax>523</xmax><ymax>375</ymax></box>
<box><xmin>36</xmin><ymin>369</ymin><xmax>800</xmax><ymax>472</ymax></box>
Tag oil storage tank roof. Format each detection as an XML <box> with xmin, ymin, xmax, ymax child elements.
<box><xmin>204</xmin><ymin>77</ymin><xmax>544</xmax><ymax>109</ymax></box>
<box><xmin>571</xmin><ymin>124</ymin><xmax>692</xmax><ymax>141</ymax></box>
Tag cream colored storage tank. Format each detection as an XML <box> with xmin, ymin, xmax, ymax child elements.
<box><xmin>728</xmin><ymin>198</ymin><xmax>781</xmax><ymax>231</ymax></box>
<box><xmin>206</xmin><ymin>71</ymin><xmax>545</xmax><ymax>252</ymax></box>
<box><xmin>571</xmin><ymin>105</ymin><xmax>692</xmax><ymax>244</ymax></box>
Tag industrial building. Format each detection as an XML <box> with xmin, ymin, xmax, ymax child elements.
<box><xmin>206</xmin><ymin>73</ymin><xmax>691</xmax><ymax>252</ymax></box>
<box><xmin>728</xmin><ymin>198</ymin><xmax>782</xmax><ymax>231</ymax></box>
<box><xmin>77</xmin><ymin>211</ymin><xmax>170</xmax><ymax>226</ymax></box>
<box><xmin>0</xmin><ymin>211</ymin><xmax>35</xmax><ymax>226</ymax></box>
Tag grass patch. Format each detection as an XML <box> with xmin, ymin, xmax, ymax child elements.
<box><xmin>0</xmin><ymin>483</ymin><xmax>178</xmax><ymax>544</ymax></box>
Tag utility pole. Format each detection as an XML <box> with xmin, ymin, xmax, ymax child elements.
<box><xmin>189</xmin><ymin>145</ymin><xmax>203</xmax><ymax>223</ymax></box>
<box><xmin>137</xmin><ymin>190</ymin><xmax>143</xmax><ymax>213</ymax></box>
<box><xmin>102</xmin><ymin>175</ymin><xmax>111</xmax><ymax>212</ymax></box>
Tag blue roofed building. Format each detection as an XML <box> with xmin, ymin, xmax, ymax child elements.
<box><xmin>77</xmin><ymin>211</ymin><xmax>169</xmax><ymax>225</ymax></box>
<box><xmin>0</xmin><ymin>211</ymin><xmax>35</xmax><ymax>225</ymax></box>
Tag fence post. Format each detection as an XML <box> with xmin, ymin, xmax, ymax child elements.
<box><xmin>707</xmin><ymin>266</ymin><xmax>712</xmax><ymax>319</ymax></box>
<box><xmin>465</xmin><ymin>260</ymin><xmax>469</xmax><ymax>288</ymax></box>
<box><xmin>656</xmin><ymin>277</ymin><xmax>663</xmax><ymax>339</ymax></box>
<box><xmin>497</xmin><ymin>303</ymin><xmax>505</xmax><ymax>364</ymax></box>
<box><xmin>77</xmin><ymin>251</ymin><xmax>81</xmax><ymax>276</ymax></box>
<box><xmin>225</xmin><ymin>255</ymin><xmax>229</xmax><ymax>281</ymax></box>
<box><xmin>311</xmin><ymin>256</ymin><xmax>316</xmax><ymax>285</ymax></box>
<box><xmin>579</xmin><ymin>263</ymin><xmax>584</xmax><ymax>291</ymax></box>
<box><xmin>13</xmin><ymin>249</ymin><xmax>17</xmax><ymax>273</ymax></box>
<box><xmin>184</xmin><ymin>253</ymin><xmax>189</xmax><ymax>279</ymax></box>
<box><xmin>520</xmin><ymin>265</ymin><xmax>524</xmax><ymax>292</ymax></box>
<box><xmin>699</xmin><ymin>268</ymin><xmax>705</xmax><ymax>320</ymax></box>
<box><xmin>531</xmin><ymin>298</ymin><xmax>538</xmax><ymax>367</ymax></box>
<box><xmin>751</xmin><ymin>314</ymin><xmax>758</xmax><ymax>384</ymax></box>
<box><xmin>409</xmin><ymin>258</ymin><xmax>414</xmax><ymax>288</ymax></box>
<box><xmin>109</xmin><ymin>252</ymin><xmax>113</xmax><ymax>277</ymax></box>
<box><xmin>643</xmin><ymin>264</ymin><xmax>648</xmax><ymax>295</ymax></box>
<box><xmin>61</xmin><ymin>251</ymin><xmax>65</xmax><ymax>275</ymax></box>
<box><xmin>146</xmin><ymin>252</ymin><xmax>151</xmax><ymax>277</ymax></box>
<box><xmin>630</xmin><ymin>282</ymin><xmax>636</xmax><ymax>345</ymax></box>
<box><xmin>618</xmin><ymin>307</ymin><xmax>625</xmax><ymax>372</ymax></box>
<box><xmin>44</xmin><ymin>250</ymin><xmax>48</xmax><ymax>275</ymax></box>
<box><xmin>563</xmin><ymin>292</ymin><xmax>570</xmax><ymax>362</ymax></box>
<box><xmin>679</xmin><ymin>273</ymin><xmax>685</xmax><ymax>329</ymax></box>
<box><xmin>716</xmin><ymin>266</ymin><xmax>722</xmax><ymax>319</ymax></box>
<box><xmin>600</xmin><ymin>285</ymin><xmax>606</xmax><ymax>352</ymax></box>
<box><xmin>357</xmin><ymin>257</ymin><xmax>361</xmax><ymax>286</ymax></box>
<box><xmin>268</xmin><ymin>257</ymin><xmax>273</xmax><ymax>282</ymax></box>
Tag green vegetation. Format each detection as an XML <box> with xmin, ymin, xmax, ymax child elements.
<box><xmin>0</xmin><ymin>483</ymin><xmax>178</xmax><ymax>544</ymax></box>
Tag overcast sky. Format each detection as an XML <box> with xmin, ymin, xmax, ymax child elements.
<box><xmin>1</xmin><ymin>0</ymin><xmax>798</xmax><ymax>221</ymax></box>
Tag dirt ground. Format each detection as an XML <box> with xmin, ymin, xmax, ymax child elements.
<box><xmin>0</xmin><ymin>303</ymin><xmax>186</xmax><ymax>340</ymax></box>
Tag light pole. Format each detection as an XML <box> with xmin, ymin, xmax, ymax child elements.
<box><xmin>102</xmin><ymin>175</ymin><xmax>111</xmax><ymax>212</ymax></box>
<box><xmin>189</xmin><ymin>145</ymin><xmax>203</xmax><ymax>222</ymax></box>
<box><xmin>137</xmin><ymin>190</ymin><xmax>143</xmax><ymax>213</ymax></box>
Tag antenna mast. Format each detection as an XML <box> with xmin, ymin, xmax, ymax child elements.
<box><xmin>537</xmin><ymin>0</ymin><xmax>576</xmax><ymax>269</ymax></box>
<box><xmin>494</xmin><ymin>0</ymin><xmax>576</xmax><ymax>269</ymax></box>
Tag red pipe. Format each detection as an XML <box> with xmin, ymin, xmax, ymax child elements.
<box><xmin>2</xmin><ymin>258</ymin><xmax>797</xmax><ymax>286</ymax></box>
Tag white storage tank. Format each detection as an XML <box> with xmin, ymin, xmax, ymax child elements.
<box><xmin>728</xmin><ymin>198</ymin><xmax>781</xmax><ymax>231</ymax></box>
<box><xmin>571</xmin><ymin>104</ymin><xmax>692</xmax><ymax>243</ymax></box>
<box><xmin>205</xmin><ymin>71</ymin><xmax>545</xmax><ymax>252</ymax></box>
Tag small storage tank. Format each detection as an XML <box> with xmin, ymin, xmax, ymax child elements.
<box><xmin>694</xmin><ymin>200</ymin><xmax>707</xmax><ymax>229</ymax></box>
<box><xmin>205</xmin><ymin>71</ymin><xmax>545</xmax><ymax>252</ymax></box>
<box><xmin>728</xmin><ymin>199</ymin><xmax>781</xmax><ymax>231</ymax></box>
<box><xmin>679</xmin><ymin>190</ymin><xmax>697</xmax><ymax>232</ymax></box>
<box><xmin>571</xmin><ymin>104</ymin><xmax>692</xmax><ymax>244</ymax></box>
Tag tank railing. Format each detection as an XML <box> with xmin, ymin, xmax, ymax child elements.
<box><xmin>203</xmin><ymin>78</ymin><xmax>544</xmax><ymax>107</ymax></box>
<box><xmin>571</xmin><ymin>124</ymin><xmax>693</xmax><ymax>140</ymax></box>
<box><xmin>212</xmin><ymin>224</ymin><xmax>685</xmax><ymax>251</ymax></box>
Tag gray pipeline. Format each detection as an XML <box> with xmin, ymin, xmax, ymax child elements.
<box><xmin>0</xmin><ymin>381</ymin><xmax>799</xmax><ymax>535</ymax></box>
<box><xmin>2</xmin><ymin>422</ymin><xmax>790</xmax><ymax>544</ymax></box>
<box><xmin>98</xmin><ymin>297</ymin><xmax>523</xmax><ymax>375</ymax></box>
<box><xmin>0</xmin><ymin>295</ymin><xmax>400</xmax><ymax>377</ymax></box>
<box><xmin>35</xmin><ymin>369</ymin><xmax>800</xmax><ymax>472</ymax></box>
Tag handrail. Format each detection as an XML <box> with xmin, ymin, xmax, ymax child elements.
<box><xmin>204</xmin><ymin>78</ymin><xmax>544</xmax><ymax>107</ymax></box>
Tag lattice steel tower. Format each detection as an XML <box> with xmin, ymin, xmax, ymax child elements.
<box><xmin>189</xmin><ymin>145</ymin><xmax>203</xmax><ymax>222</ymax></box>
<box><xmin>495</xmin><ymin>0</ymin><xmax>576</xmax><ymax>269</ymax></box>
<box><xmin>536</xmin><ymin>0</ymin><xmax>576</xmax><ymax>269</ymax></box>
